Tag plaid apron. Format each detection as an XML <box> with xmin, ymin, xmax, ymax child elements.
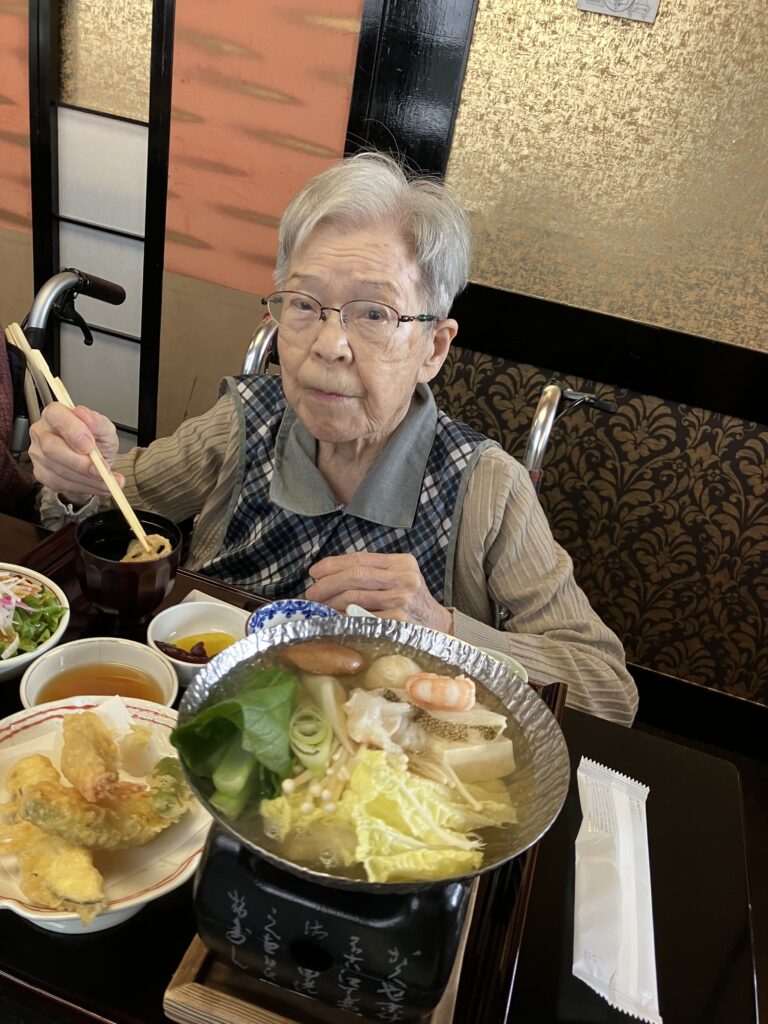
<box><xmin>200</xmin><ymin>376</ymin><xmax>495</xmax><ymax>604</ymax></box>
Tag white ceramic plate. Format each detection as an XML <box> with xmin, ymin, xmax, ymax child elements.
<box><xmin>0</xmin><ymin>696</ymin><xmax>211</xmax><ymax>933</ymax></box>
<box><xmin>0</xmin><ymin>564</ymin><xmax>70</xmax><ymax>682</ymax></box>
<box><xmin>474</xmin><ymin>646</ymin><xmax>528</xmax><ymax>684</ymax></box>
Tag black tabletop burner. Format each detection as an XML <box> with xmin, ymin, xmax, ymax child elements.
<box><xmin>194</xmin><ymin>825</ymin><xmax>473</xmax><ymax>1024</ymax></box>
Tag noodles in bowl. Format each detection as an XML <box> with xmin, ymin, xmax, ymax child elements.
<box><xmin>174</xmin><ymin>618</ymin><xmax>570</xmax><ymax>893</ymax></box>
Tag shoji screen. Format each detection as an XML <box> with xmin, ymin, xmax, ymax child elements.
<box><xmin>55</xmin><ymin>0</ymin><xmax>152</xmax><ymax>451</ymax></box>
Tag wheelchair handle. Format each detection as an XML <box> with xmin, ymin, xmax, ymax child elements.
<box><xmin>523</xmin><ymin>379</ymin><xmax>617</xmax><ymax>493</ymax></box>
<box><xmin>66</xmin><ymin>269</ymin><xmax>126</xmax><ymax>306</ymax></box>
<box><xmin>25</xmin><ymin>268</ymin><xmax>126</xmax><ymax>348</ymax></box>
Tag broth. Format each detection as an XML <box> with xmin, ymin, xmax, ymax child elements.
<box><xmin>37</xmin><ymin>663</ymin><xmax>164</xmax><ymax>704</ymax></box>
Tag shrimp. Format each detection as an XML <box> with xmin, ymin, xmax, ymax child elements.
<box><xmin>61</xmin><ymin>711</ymin><xmax>121</xmax><ymax>803</ymax></box>
<box><xmin>404</xmin><ymin>673</ymin><xmax>476</xmax><ymax>713</ymax></box>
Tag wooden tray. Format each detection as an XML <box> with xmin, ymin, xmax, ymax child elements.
<box><xmin>17</xmin><ymin>524</ymin><xmax>567</xmax><ymax>1023</ymax></box>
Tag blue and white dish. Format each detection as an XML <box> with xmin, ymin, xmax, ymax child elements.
<box><xmin>246</xmin><ymin>599</ymin><xmax>339</xmax><ymax>635</ymax></box>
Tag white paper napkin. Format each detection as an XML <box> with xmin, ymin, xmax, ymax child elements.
<box><xmin>573</xmin><ymin>757</ymin><xmax>662</xmax><ymax>1024</ymax></box>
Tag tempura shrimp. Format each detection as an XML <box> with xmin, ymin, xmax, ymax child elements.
<box><xmin>404</xmin><ymin>673</ymin><xmax>476</xmax><ymax>712</ymax></box>
<box><xmin>61</xmin><ymin>712</ymin><xmax>120</xmax><ymax>802</ymax></box>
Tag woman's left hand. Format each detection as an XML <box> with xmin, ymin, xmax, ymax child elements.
<box><xmin>306</xmin><ymin>552</ymin><xmax>453</xmax><ymax>634</ymax></box>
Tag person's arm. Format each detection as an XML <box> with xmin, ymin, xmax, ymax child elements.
<box><xmin>38</xmin><ymin>394</ymin><xmax>238</xmax><ymax>529</ymax></box>
<box><xmin>452</xmin><ymin>448</ymin><xmax>638</xmax><ymax>726</ymax></box>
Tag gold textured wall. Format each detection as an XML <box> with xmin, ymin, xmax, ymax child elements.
<box><xmin>59</xmin><ymin>0</ymin><xmax>152</xmax><ymax>121</ymax></box>
<box><xmin>446</xmin><ymin>0</ymin><xmax>768</xmax><ymax>352</ymax></box>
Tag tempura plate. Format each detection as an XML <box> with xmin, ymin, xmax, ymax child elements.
<box><xmin>0</xmin><ymin>696</ymin><xmax>211</xmax><ymax>933</ymax></box>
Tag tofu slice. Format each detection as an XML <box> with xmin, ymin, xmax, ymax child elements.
<box><xmin>441</xmin><ymin>737</ymin><xmax>516</xmax><ymax>784</ymax></box>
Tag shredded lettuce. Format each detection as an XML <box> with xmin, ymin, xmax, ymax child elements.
<box><xmin>0</xmin><ymin>587</ymin><xmax>66</xmax><ymax>659</ymax></box>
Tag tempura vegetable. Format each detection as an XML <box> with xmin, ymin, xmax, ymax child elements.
<box><xmin>1</xmin><ymin>710</ymin><xmax>197</xmax><ymax>926</ymax></box>
<box><xmin>3</xmin><ymin>754</ymin><xmax>60</xmax><ymax>804</ymax></box>
<box><xmin>120</xmin><ymin>534</ymin><xmax>172</xmax><ymax>562</ymax></box>
<box><xmin>0</xmin><ymin>821</ymin><xmax>105</xmax><ymax>923</ymax></box>
<box><xmin>17</xmin><ymin>756</ymin><xmax>192</xmax><ymax>850</ymax></box>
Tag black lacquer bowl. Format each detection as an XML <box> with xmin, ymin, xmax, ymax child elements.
<box><xmin>74</xmin><ymin>508</ymin><xmax>181</xmax><ymax>619</ymax></box>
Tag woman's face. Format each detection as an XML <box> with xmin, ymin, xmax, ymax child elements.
<box><xmin>277</xmin><ymin>224</ymin><xmax>457</xmax><ymax>449</ymax></box>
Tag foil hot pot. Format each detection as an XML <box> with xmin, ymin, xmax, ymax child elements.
<box><xmin>177</xmin><ymin>617</ymin><xmax>570</xmax><ymax>1023</ymax></box>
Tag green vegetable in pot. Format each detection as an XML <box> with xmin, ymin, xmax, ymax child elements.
<box><xmin>171</xmin><ymin>666</ymin><xmax>299</xmax><ymax>814</ymax></box>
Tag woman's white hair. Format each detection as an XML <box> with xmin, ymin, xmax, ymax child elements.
<box><xmin>274</xmin><ymin>152</ymin><xmax>471</xmax><ymax>319</ymax></box>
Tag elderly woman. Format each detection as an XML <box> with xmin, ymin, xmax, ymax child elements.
<box><xmin>30</xmin><ymin>152</ymin><xmax>637</xmax><ymax>726</ymax></box>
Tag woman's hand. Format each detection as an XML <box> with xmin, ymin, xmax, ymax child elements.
<box><xmin>29</xmin><ymin>403</ymin><xmax>123</xmax><ymax>502</ymax></box>
<box><xmin>306</xmin><ymin>552</ymin><xmax>454</xmax><ymax>634</ymax></box>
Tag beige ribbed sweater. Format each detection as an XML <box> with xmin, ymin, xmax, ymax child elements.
<box><xmin>41</xmin><ymin>393</ymin><xmax>638</xmax><ymax>725</ymax></box>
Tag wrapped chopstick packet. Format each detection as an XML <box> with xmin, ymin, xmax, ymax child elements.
<box><xmin>573</xmin><ymin>757</ymin><xmax>662</xmax><ymax>1024</ymax></box>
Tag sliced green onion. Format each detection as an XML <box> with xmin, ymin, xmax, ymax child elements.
<box><xmin>289</xmin><ymin>707</ymin><xmax>332</xmax><ymax>775</ymax></box>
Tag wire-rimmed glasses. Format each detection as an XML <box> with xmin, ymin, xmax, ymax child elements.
<box><xmin>261</xmin><ymin>291</ymin><xmax>438</xmax><ymax>344</ymax></box>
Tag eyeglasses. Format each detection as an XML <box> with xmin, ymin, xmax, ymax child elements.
<box><xmin>261</xmin><ymin>291</ymin><xmax>438</xmax><ymax>343</ymax></box>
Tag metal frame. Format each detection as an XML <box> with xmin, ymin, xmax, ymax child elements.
<box><xmin>138</xmin><ymin>0</ymin><xmax>175</xmax><ymax>445</ymax></box>
<box><xmin>28</xmin><ymin>0</ymin><xmax>60</xmax><ymax>367</ymax></box>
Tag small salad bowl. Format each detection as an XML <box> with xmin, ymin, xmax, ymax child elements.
<box><xmin>245</xmin><ymin>598</ymin><xmax>339</xmax><ymax>637</ymax></box>
<box><xmin>0</xmin><ymin>563</ymin><xmax>70</xmax><ymax>682</ymax></box>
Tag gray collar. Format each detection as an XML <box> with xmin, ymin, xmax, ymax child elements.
<box><xmin>270</xmin><ymin>384</ymin><xmax>438</xmax><ymax>528</ymax></box>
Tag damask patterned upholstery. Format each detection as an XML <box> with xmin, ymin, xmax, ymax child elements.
<box><xmin>433</xmin><ymin>346</ymin><xmax>768</xmax><ymax>706</ymax></box>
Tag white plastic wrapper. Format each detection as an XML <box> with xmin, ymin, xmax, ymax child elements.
<box><xmin>573</xmin><ymin>757</ymin><xmax>663</xmax><ymax>1024</ymax></box>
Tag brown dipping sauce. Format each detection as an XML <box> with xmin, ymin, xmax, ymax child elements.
<box><xmin>37</xmin><ymin>663</ymin><xmax>164</xmax><ymax>704</ymax></box>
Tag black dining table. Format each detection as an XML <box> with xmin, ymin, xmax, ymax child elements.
<box><xmin>0</xmin><ymin>512</ymin><xmax>758</xmax><ymax>1024</ymax></box>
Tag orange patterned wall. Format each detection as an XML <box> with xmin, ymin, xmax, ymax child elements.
<box><xmin>166</xmin><ymin>1</ymin><xmax>362</xmax><ymax>297</ymax></box>
<box><xmin>0</xmin><ymin>0</ymin><xmax>31</xmax><ymax>232</ymax></box>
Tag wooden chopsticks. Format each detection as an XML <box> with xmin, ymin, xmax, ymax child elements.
<box><xmin>6</xmin><ymin>322</ymin><xmax>152</xmax><ymax>555</ymax></box>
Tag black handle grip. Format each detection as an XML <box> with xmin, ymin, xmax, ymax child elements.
<box><xmin>63</xmin><ymin>269</ymin><xmax>126</xmax><ymax>305</ymax></box>
<box><xmin>592</xmin><ymin>397</ymin><xmax>617</xmax><ymax>413</ymax></box>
